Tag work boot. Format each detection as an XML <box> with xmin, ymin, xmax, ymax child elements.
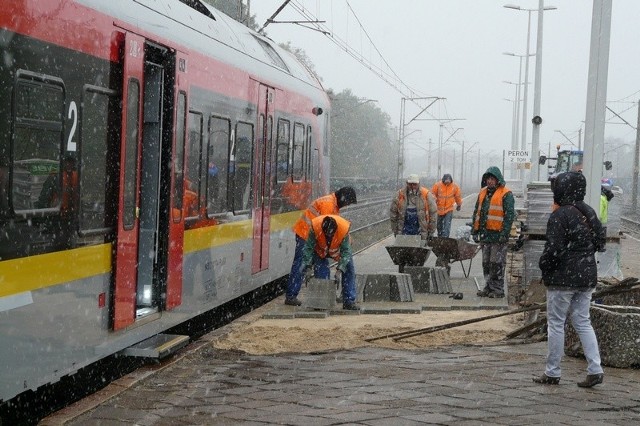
<box><xmin>532</xmin><ymin>374</ymin><xmax>560</xmax><ymax>385</ymax></box>
<box><xmin>343</xmin><ymin>302</ymin><xmax>360</xmax><ymax>311</ymax></box>
<box><xmin>488</xmin><ymin>292</ymin><xmax>505</xmax><ymax>298</ymax></box>
<box><xmin>284</xmin><ymin>298</ymin><xmax>302</xmax><ymax>306</ymax></box>
<box><xmin>577</xmin><ymin>373</ymin><xmax>604</xmax><ymax>388</ymax></box>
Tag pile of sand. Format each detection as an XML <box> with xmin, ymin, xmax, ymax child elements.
<box><xmin>212</xmin><ymin>234</ymin><xmax>640</xmax><ymax>356</ymax></box>
<box><xmin>212</xmin><ymin>310</ymin><xmax>522</xmax><ymax>355</ymax></box>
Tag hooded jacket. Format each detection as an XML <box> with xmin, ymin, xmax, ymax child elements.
<box><xmin>431</xmin><ymin>174</ymin><xmax>462</xmax><ymax>216</ymax></box>
<box><xmin>471</xmin><ymin>166</ymin><xmax>515</xmax><ymax>243</ymax></box>
<box><xmin>539</xmin><ymin>171</ymin><xmax>606</xmax><ymax>289</ymax></box>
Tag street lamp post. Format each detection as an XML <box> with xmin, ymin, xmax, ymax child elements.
<box><xmin>504</xmin><ymin>98</ymin><xmax>517</xmax><ymax>158</ymax></box>
<box><xmin>503</xmin><ymin>52</ymin><xmax>535</xmax><ymax>150</ymax></box>
<box><xmin>503</xmin><ymin>80</ymin><xmax>522</xmax><ymax>178</ymax></box>
<box><xmin>504</xmin><ymin>3</ymin><xmax>557</xmax><ymax>181</ymax></box>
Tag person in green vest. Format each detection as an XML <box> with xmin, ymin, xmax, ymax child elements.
<box><xmin>600</xmin><ymin>183</ymin><xmax>614</xmax><ymax>237</ymax></box>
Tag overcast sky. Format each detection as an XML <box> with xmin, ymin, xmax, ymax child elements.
<box><xmin>250</xmin><ymin>0</ymin><xmax>640</xmax><ymax>167</ymax></box>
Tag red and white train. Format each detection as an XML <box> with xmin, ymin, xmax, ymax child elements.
<box><xmin>0</xmin><ymin>0</ymin><xmax>330</xmax><ymax>408</ymax></box>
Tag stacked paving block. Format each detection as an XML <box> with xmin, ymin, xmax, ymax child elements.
<box><xmin>356</xmin><ymin>273</ymin><xmax>414</xmax><ymax>302</ymax></box>
<box><xmin>429</xmin><ymin>266</ymin><xmax>452</xmax><ymax>293</ymax></box>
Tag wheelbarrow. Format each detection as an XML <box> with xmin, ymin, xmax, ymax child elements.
<box><xmin>385</xmin><ymin>235</ymin><xmax>431</xmax><ymax>273</ymax></box>
<box><xmin>429</xmin><ymin>237</ymin><xmax>481</xmax><ymax>278</ymax></box>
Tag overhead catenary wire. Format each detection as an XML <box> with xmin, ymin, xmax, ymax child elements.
<box><xmin>278</xmin><ymin>1</ymin><xmax>465</xmax><ymax>126</ymax></box>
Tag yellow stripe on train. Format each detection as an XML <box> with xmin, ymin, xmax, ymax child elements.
<box><xmin>0</xmin><ymin>211</ymin><xmax>301</xmax><ymax>297</ymax></box>
<box><xmin>0</xmin><ymin>244</ymin><xmax>112</xmax><ymax>297</ymax></box>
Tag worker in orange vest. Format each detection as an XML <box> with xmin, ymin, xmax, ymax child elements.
<box><xmin>302</xmin><ymin>214</ymin><xmax>359</xmax><ymax>310</ymax></box>
<box><xmin>431</xmin><ymin>173</ymin><xmax>462</xmax><ymax>238</ymax></box>
<box><xmin>471</xmin><ymin>166</ymin><xmax>516</xmax><ymax>298</ymax></box>
<box><xmin>285</xmin><ymin>187</ymin><xmax>357</xmax><ymax>306</ymax></box>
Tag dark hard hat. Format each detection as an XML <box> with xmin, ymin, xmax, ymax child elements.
<box><xmin>335</xmin><ymin>186</ymin><xmax>357</xmax><ymax>208</ymax></box>
<box><xmin>321</xmin><ymin>216</ymin><xmax>338</xmax><ymax>239</ymax></box>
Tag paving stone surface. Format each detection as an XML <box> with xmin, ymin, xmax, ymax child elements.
<box><xmin>42</xmin><ymin>216</ymin><xmax>640</xmax><ymax>425</ymax></box>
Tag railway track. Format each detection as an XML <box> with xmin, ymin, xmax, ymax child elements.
<box><xmin>621</xmin><ymin>215</ymin><xmax>640</xmax><ymax>239</ymax></box>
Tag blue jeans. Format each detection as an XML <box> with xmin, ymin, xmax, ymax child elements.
<box><xmin>436</xmin><ymin>212</ymin><xmax>453</xmax><ymax>237</ymax></box>
<box><xmin>285</xmin><ymin>235</ymin><xmax>306</xmax><ymax>300</ymax></box>
<box><xmin>545</xmin><ymin>289</ymin><xmax>603</xmax><ymax>378</ymax></box>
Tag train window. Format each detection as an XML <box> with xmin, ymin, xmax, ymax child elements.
<box><xmin>292</xmin><ymin>123</ymin><xmax>304</xmax><ymax>181</ymax></box>
<box><xmin>207</xmin><ymin>116</ymin><xmax>230</xmax><ymax>215</ymax></box>
<box><xmin>123</xmin><ymin>79</ymin><xmax>140</xmax><ymax>230</ymax></box>
<box><xmin>252</xmin><ymin>36</ymin><xmax>289</xmax><ymax>72</ymax></box>
<box><xmin>306</xmin><ymin>125</ymin><xmax>313</xmax><ymax>179</ymax></box>
<box><xmin>232</xmin><ymin>122</ymin><xmax>253</xmax><ymax>213</ymax></box>
<box><xmin>172</xmin><ymin>92</ymin><xmax>187</xmax><ymax>223</ymax></box>
<box><xmin>79</xmin><ymin>86</ymin><xmax>117</xmax><ymax>234</ymax></box>
<box><xmin>186</xmin><ymin>111</ymin><xmax>203</xmax><ymax>219</ymax></box>
<box><xmin>323</xmin><ymin>113</ymin><xmax>329</xmax><ymax>157</ymax></box>
<box><xmin>276</xmin><ymin>119</ymin><xmax>290</xmax><ymax>182</ymax></box>
<box><xmin>11</xmin><ymin>77</ymin><xmax>64</xmax><ymax>213</ymax></box>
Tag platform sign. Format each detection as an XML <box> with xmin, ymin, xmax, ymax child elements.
<box><xmin>506</xmin><ymin>150</ymin><xmax>530</xmax><ymax>163</ymax></box>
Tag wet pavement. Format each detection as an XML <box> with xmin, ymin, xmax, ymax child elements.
<box><xmin>42</xmin><ymin>216</ymin><xmax>640</xmax><ymax>425</ymax></box>
<box><xmin>44</xmin><ymin>331</ymin><xmax>640</xmax><ymax>425</ymax></box>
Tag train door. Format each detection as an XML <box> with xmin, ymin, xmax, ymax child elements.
<box><xmin>113</xmin><ymin>32</ymin><xmax>184</xmax><ymax>330</ymax></box>
<box><xmin>251</xmin><ymin>84</ymin><xmax>275</xmax><ymax>273</ymax></box>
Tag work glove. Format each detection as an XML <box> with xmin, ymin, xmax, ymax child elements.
<box><xmin>456</xmin><ymin>205</ymin><xmax>461</xmax><ymax>211</ymax></box>
<box><xmin>334</xmin><ymin>269</ymin><xmax>343</xmax><ymax>284</ymax></box>
<box><xmin>472</xmin><ymin>233</ymin><xmax>480</xmax><ymax>243</ymax></box>
<box><xmin>303</xmin><ymin>265</ymin><xmax>314</xmax><ymax>283</ymax></box>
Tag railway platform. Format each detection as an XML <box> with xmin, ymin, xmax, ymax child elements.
<box><xmin>43</xmin><ymin>217</ymin><xmax>640</xmax><ymax>425</ymax></box>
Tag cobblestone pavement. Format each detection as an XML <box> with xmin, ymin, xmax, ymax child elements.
<box><xmin>49</xmin><ymin>336</ymin><xmax>640</xmax><ymax>425</ymax></box>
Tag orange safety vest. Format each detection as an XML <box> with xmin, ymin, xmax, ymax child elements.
<box><xmin>397</xmin><ymin>187</ymin><xmax>431</xmax><ymax>218</ymax></box>
<box><xmin>292</xmin><ymin>193</ymin><xmax>340</xmax><ymax>239</ymax></box>
<box><xmin>473</xmin><ymin>186</ymin><xmax>510</xmax><ymax>232</ymax></box>
<box><xmin>431</xmin><ymin>181</ymin><xmax>461</xmax><ymax>216</ymax></box>
<box><xmin>310</xmin><ymin>215</ymin><xmax>351</xmax><ymax>261</ymax></box>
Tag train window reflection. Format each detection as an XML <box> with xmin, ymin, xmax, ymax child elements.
<box><xmin>276</xmin><ymin>118</ymin><xmax>290</xmax><ymax>182</ymax></box>
<box><xmin>292</xmin><ymin>123</ymin><xmax>304</xmax><ymax>181</ymax></box>
<box><xmin>232</xmin><ymin>122</ymin><xmax>253</xmax><ymax>213</ymax></box>
<box><xmin>207</xmin><ymin>116</ymin><xmax>230</xmax><ymax>214</ymax></box>
<box><xmin>186</xmin><ymin>111</ymin><xmax>203</xmax><ymax>219</ymax></box>
<box><xmin>12</xmin><ymin>77</ymin><xmax>64</xmax><ymax>213</ymax></box>
<box><xmin>123</xmin><ymin>79</ymin><xmax>140</xmax><ymax>230</ymax></box>
<box><xmin>80</xmin><ymin>86</ymin><xmax>116</xmax><ymax>233</ymax></box>
<box><xmin>306</xmin><ymin>125</ymin><xmax>313</xmax><ymax>179</ymax></box>
<box><xmin>172</xmin><ymin>92</ymin><xmax>187</xmax><ymax>223</ymax></box>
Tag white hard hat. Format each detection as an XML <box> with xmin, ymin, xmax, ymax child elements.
<box><xmin>406</xmin><ymin>174</ymin><xmax>420</xmax><ymax>184</ymax></box>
